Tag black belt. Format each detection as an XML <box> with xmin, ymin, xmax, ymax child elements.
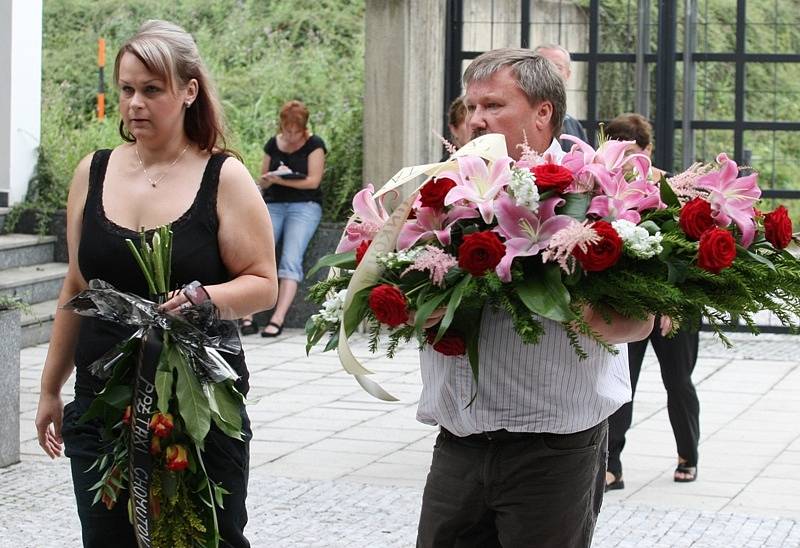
<box><xmin>440</xmin><ymin>427</ymin><xmax>540</xmax><ymax>443</ymax></box>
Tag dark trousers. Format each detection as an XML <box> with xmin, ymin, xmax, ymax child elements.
<box><xmin>417</xmin><ymin>421</ymin><xmax>608</xmax><ymax>548</ymax></box>
<box><xmin>63</xmin><ymin>397</ymin><xmax>251</xmax><ymax>548</ymax></box>
<box><xmin>607</xmin><ymin>327</ymin><xmax>700</xmax><ymax>477</ymax></box>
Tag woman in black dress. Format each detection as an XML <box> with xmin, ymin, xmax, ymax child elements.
<box><xmin>34</xmin><ymin>20</ymin><xmax>277</xmax><ymax>547</ymax></box>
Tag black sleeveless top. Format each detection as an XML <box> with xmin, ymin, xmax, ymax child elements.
<box><xmin>74</xmin><ymin>149</ymin><xmax>248</xmax><ymax>398</ymax></box>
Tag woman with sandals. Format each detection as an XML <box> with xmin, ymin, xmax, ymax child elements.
<box><xmin>603</xmin><ymin>113</ymin><xmax>700</xmax><ymax>491</ymax></box>
<box><xmin>240</xmin><ymin>100</ymin><xmax>326</xmax><ymax>337</ymax></box>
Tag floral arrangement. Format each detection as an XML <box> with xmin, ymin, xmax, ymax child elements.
<box><xmin>66</xmin><ymin>225</ymin><xmax>245</xmax><ymax>548</ymax></box>
<box><xmin>306</xmin><ymin>133</ymin><xmax>800</xmax><ymax>398</ymax></box>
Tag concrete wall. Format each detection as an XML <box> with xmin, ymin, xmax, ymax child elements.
<box><xmin>0</xmin><ymin>0</ymin><xmax>43</xmax><ymax>207</ymax></box>
<box><xmin>363</xmin><ymin>0</ymin><xmax>446</xmax><ymax>195</ymax></box>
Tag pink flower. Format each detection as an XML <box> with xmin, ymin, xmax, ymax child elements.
<box><xmin>493</xmin><ymin>194</ymin><xmax>575</xmax><ymax>282</ymax></box>
<box><xmin>561</xmin><ymin>136</ymin><xmax>652</xmax><ymax>193</ymax></box>
<box><xmin>336</xmin><ymin>184</ymin><xmax>390</xmax><ymax>252</ymax></box>
<box><xmin>397</xmin><ymin>206</ymin><xmax>479</xmax><ymax>250</ymax></box>
<box><xmin>695</xmin><ymin>153</ymin><xmax>761</xmax><ymax>247</ymax></box>
<box><xmin>444</xmin><ymin>155</ymin><xmax>513</xmax><ymax>224</ymax></box>
<box><xmin>402</xmin><ymin>246</ymin><xmax>458</xmax><ymax>286</ymax></box>
<box><xmin>541</xmin><ymin>220</ymin><xmax>603</xmax><ymax>273</ymax></box>
<box><xmin>587</xmin><ymin>170</ymin><xmax>663</xmax><ymax>223</ymax></box>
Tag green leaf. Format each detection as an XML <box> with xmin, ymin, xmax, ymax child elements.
<box><xmin>665</xmin><ymin>258</ymin><xmax>689</xmax><ymax>283</ymax></box>
<box><xmin>155</xmin><ymin>370</ymin><xmax>173</xmax><ymax>414</ymax></box>
<box><xmin>305</xmin><ymin>316</ymin><xmax>329</xmax><ymax>354</ymax></box>
<box><xmin>638</xmin><ymin>220</ymin><xmax>661</xmax><ymax>235</ymax></box>
<box><xmin>515</xmin><ymin>265</ymin><xmax>575</xmax><ymax>323</ymax></box>
<box><xmin>413</xmin><ymin>290</ymin><xmax>452</xmax><ymax>332</ymax></box>
<box><xmin>323</xmin><ymin>330</ymin><xmax>341</xmax><ymax>352</ymax></box>
<box><xmin>99</xmin><ymin>385</ymin><xmax>133</xmax><ymax>409</ymax></box>
<box><xmin>435</xmin><ymin>274</ymin><xmax>471</xmax><ymax>342</ymax></box>
<box><xmin>659</xmin><ymin>176</ymin><xmax>681</xmax><ymax>208</ymax></box>
<box><xmin>160</xmin><ymin>470</ymin><xmax>177</xmax><ymax>499</ymax></box>
<box><xmin>737</xmin><ymin>244</ymin><xmax>776</xmax><ymax>271</ymax></box>
<box><xmin>207</xmin><ymin>383</ymin><xmax>243</xmax><ymax>440</ymax></box>
<box><xmin>558</xmin><ymin>193</ymin><xmax>590</xmax><ymax>221</ymax></box>
<box><xmin>343</xmin><ymin>287</ymin><xmax>370</xmax><ymax>337</ymax></box>
<box><xmin>306</xmin><ymin>251</ymin><xmax>356</xmax><ymax>279</ymax></box>
<box><xmin>174</xmin><ymin>350</ymin><xmax>211</xmax><ymax>445</ymax></box>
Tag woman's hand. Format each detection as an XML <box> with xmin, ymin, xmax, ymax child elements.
<box><xmin>35</xmin><ymin>392</ymin><xmax>64</xmax><ymax>459</ymax></box>
<box><xmin>258</xmin><ymin>173</ymin><xmax>282</xmax><ymax>188</ymax></box>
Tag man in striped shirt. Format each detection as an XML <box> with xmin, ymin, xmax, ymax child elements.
<box><xmin>416</xmin><ymin>49</ymin><xmax>654</xmax><ymax>548</ymax></box>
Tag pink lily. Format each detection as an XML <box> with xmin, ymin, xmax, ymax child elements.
<box><xmin>397</xmin><ymin>206</ymin><xmax>479</xmax><ymax>250</ymax></box>
<box><xmin>336</xmin><ymin>184</ymin><xmax>390</xmax><ymax>252</ymax></box>
<box><xmin>493</xmin><ymin>194</ymin><xmax>575</xmax><ymax>282</ymax></box>
<box><xmin>561</xmin><ymin>135</ymin><xmax>652</xmax><ymax>192</ymax></box>
<box><xmin>695</xmin><ymin>153</ymin><xmax>760</xmax><ymax>247</ymax></box>
<box><xmin>587</xmin><ymin>170</ymin><xmax>663</xmax><ymax>223</ymax></box>
<box><xmin>444</xmin><ymin>155</ymin><xmax>513</xmax><ymax>224</ymax></box>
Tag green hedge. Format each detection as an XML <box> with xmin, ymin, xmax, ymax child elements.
<box><xmin>22</xmin><ymin>0</ymin><xmax>364</xmax><ymax>229</ymax></box>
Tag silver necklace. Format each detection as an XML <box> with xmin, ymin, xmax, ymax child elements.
<box><xmin>135</xmin><ymin>144</ymin><xmax>190</xmax><ymax>188</ymax></box>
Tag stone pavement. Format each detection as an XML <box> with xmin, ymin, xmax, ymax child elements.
<box><xmin>2</xmin><ymin>330</ymin><xmax>799</xmax><ymax>547</ymax></box>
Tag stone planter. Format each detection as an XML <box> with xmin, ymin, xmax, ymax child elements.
<box><xmin>0</xmin><ymin>308</ymin><xmax>21</xmax><ymax>467</ymax></box>
<box><xmin>256</xmin><ymin>222</ymin><xmax>345</xmax><ymax>329</ymax></box>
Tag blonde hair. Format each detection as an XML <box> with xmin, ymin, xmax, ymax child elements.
<box><xmin>463</xmin><ymin>48</ymin><xmax>566</xmax><ymax>134</ymax></box>
<box><xmin>114</xmin><ymin>20</ymin><xmax>235</xmax><ymax>155</ymax></box>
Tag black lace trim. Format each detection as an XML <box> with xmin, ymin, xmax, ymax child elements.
<box><xmin>90</xmin><ymin>150</ymin><xmax>223</xmax><ymax>237</ymax></box>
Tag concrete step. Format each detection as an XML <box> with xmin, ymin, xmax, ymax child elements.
<box><xmin>0</xmin><ymin>233</ymin><xmax>56</xmax><ymax>269</ymax></box>
<box><xmin>0</xmin><ymin>262</ymin><xmax>67</xmax><ymax>304</ymax></box>
<box><xmin>20</xmin><ymin>298</ymin><xmax>59</xmax><ymax>348</ymax></box>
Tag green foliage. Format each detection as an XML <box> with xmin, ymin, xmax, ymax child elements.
<box><xmin>35</xmin><ymin>0</ymin><xmax>364</xmax><ymax>225</ymax></box>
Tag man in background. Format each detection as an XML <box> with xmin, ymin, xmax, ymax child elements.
<box><xmin>534</xmin><ymin>43</ymin><xmax>589</xmax><ymax>152</ymax></box>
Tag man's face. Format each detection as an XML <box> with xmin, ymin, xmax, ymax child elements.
<box><xmin>464</xmin><ymin>66</ymin><xmax>552</xmax><ymax>159</ymax></box>
<box><xmin>537</xmin><ymin>48</ymin><xmax>571</xmax><ymax>81</ymax></box>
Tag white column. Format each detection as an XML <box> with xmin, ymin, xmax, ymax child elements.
<box><xmin>0</xmin><ymin>0</ymin><xmax>42</xmax><ymax>207</ymax></box>
<box><xmin>364</xmin><ymin>0</ymin><xmax>446</xmax><ymax>198</ymax></box>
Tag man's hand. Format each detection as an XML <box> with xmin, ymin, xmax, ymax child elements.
<box><xmin>582</xmin><ymin>305</ymin><xmax>655</xmax><ymax>344</ymax></box>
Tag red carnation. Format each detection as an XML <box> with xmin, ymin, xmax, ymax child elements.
<box><xmin>764</xmin><ymin>205</ymin><xmax>793</xmax><ymax>250</ymax></box>
<box><xmin>532</xmin><ymin>163</ymin><xmax>574</xmax><ymax>193</ymax></box>
<box><xmin>572</xmin><ymin>220</ymin><xmax>623</xmax><ymax>272</ymax></box>
<box><xmin>368</xmin><ymin>284</ymin><xmax>409</xmax><ymax>327</ymax></box>
<box><xmin>697</xmin><ymin>227</ymin><xmax>736</xmax><ymax>273</ymax></box>
<box><xmin>679</xmin><ymin>197</ymin><xmax>715</xmax><ymax>240</ymax></box>
<box><xmin>355</xmin><ymin>239</ymin><xmax>372</xmax><ymax>265</ymax></box>
<box><xmin>419</xmin><ymin>177</ymin><xmax>457</xmax><ymax>210</ymax></box>
<box><xmin>426</xmin><ymin>329</ymin><xmax>466</xmax><ymax>356</ymax></box>
<box><xmin>458</xmin><ymin>231</ymin><xmax>506</xmax><ymax>276</ymax></box>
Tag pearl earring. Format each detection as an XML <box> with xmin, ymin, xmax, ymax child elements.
<box><xmin>185</xmin><ymin>101</ymin><xmax>191</xmax><ymax>109</ymax></box>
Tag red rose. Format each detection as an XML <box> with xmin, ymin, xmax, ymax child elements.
<box><xmin>165</xmin><ymin>444</ymin><xmax>189</xmax><ymax>472</ymax></box>
<box><xmin>532</xmin><ymin>163</ymin><xmax>574</xmax><ymax>193</ymax></box>
<box><xmin>679</xmin><ymin>197</ymin><xmax>715</xmax><ymax>240</ymax></box>
<box><xmin>419</xmin><ymin>177</ymin><xmax>457</xmax><ymax>209</ymax></box>
<box><xmin>572</xmin><ymin>220</ymin><xmax>622</xmax><ymax>272</ymax></box>
<box><xmin>764</xmin><ymin>205</ymin><xmax>793</xmax><ymax>249</ymax></box>
<box><xmin>149</xmin><ymin>412</ymin><xmax>174</xmax><ymax>438</ymax></box>
<box><xmin>368</xmin><ymin>284</ymin><xmax>409</xmax><ymax>327</ymax></box>
<box><xmin>457</xmin><ymin>231</ymin><xmax>506</xmax><ymax>276</ymax></box>
<box><xmin>697</xmin><ymin>227</ymin><xmax>736</xmax><ymax>273</ymax></box>
<box><xmin>426</xmin><ymin>329</ymin><xmax>466</xmax><ymax>356</ymax></box>
<box><xmin>355</xmin><ymin>239</ymin><xmax>372</xmax><ymax>265</ymax></box>
<box><xmin>121</xmin><ymin>405</ymin><xmax>131</xmax><ymax>426</ymax></box>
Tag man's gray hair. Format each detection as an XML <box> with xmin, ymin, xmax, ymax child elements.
<box><xmin>463</xmin><ymin>48</ymin><xmax>566</xmax><ymax>135</ymax></box>
<box><xmin>533</xmin><ymin>43</ymin><xmax>572</xmax><ymax>63</ymax></box>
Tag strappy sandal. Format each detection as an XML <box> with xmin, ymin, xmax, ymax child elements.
<box><xmin>260</xmin><ymin>321</ymin><xmax>284</xmax><ymax>338</ymax></box>
<box><xmin>240</xmin><ymin>319</ymin><xmax>258</xmax><ymax>335</ymax></box>
<box><xmin>605</xmin><ymin>471</ymin><xmax>625</xmax><ymax>492</ymax></box>
<box><xmin>674</xmin><ymin>464</ymin><xmax>698</xmax><ymax>483</ymax></box>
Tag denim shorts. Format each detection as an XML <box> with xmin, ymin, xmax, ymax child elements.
<box><xmin>267</xmin><ymin>201</ymin><xmax>322</xmax><ymax>282</ymax></box>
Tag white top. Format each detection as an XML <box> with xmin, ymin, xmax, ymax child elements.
<box><xmin>415</xmin><ymin>138</ymin><xmax>631</xmax><ymax>435</ymax></box>
<box><xmin>417</xmin><ymin>308</ymin><xmax>631</xmax><ymax>435</ymax></box>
